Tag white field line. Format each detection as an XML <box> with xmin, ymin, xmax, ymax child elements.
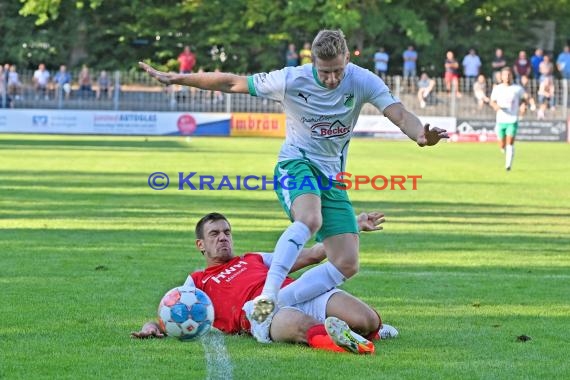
<box><xmin>202</xmin><ymin>330</ymin><xmax>233</xmax><ymax>380</ymax></box>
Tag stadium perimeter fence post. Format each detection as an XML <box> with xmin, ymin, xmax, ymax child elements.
<box><xmin>1</xmin><ymin>75</ymin><xmax>6</xmax><ymax>108</ymax></box>
<box><xmin>450</xmin><ymin>81</ymin><xmax>457</xmax><ymax>117</ymax></box>
<box><xmin>57</xmin><ymin>85</ymin><xmax>63</xmax><ymax>109</ymax></box>
<box><xmin>113</xmin><ymin>71</ymin><xmax>121</xmax><ymax>111</ymax></box>
<box><xmin>225</xmin><ymin>93</ymin><xmax>232</xmax><ymax>113</ymax></box>
<box><xmin>394</xmin><ymin>76</ymin><xmax>401</xmax><ymax>98</ymax></box>
<box><xmin>562</xmin><ymin>79</ymin><xmax>568</xmax><ymax>121</ymax></box>
<box><xmin>169</xmin><ymin>87</ymin><xmax>176</xmax><ymax>111</ymax></box>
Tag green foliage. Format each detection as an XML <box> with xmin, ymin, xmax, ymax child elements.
<box><xmin>4</xmin><ymin>0</ymin><xmax>570</xmax><ymax>73</ymax></box>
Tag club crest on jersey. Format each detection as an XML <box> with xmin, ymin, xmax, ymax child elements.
<box><xmin>311</xmin><ymin>120</ymin><xmax>350</xmax><ymax>139</ymax></box>
<box><xmin>344</xmin><ymin>93</ymin><xmax>354</xmax><ymax>108</ymax></box>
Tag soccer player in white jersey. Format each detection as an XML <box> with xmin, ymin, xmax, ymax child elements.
<box><xmin>139</xmin><ymin>29</ymin><xmax>448</xmax><ymax>323</ymax></box>
<box><xmin>489</xmin><ymin>67</ymin><xmax>530</xmax><ymax>171</ymax></box>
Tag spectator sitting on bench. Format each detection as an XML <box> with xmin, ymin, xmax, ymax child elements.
<box><xmin>417</xmin><ymin>72</ymin><xmax>436</xmax><ymax>108</ymax></box>
<box><xmin>53</xmin><ymin>65</ymin><xmax>72</xmax><ymax>100</ymax></box>
<box><xmin>96</xmin><ymin>70</ymin><xmax>112</xmax><ymax>100</ymax></box>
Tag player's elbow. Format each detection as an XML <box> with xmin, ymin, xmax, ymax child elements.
<box><xmin>385</xmin><ymin>103</ymin><xmax>406</xmax><ymax>128</ymax></box>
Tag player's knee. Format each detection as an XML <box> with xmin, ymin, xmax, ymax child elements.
<box><xmin>296</xmin><ymin>213</ymin><xmax>322</xmax><ymax>234</ymax></box>
<box><xmin>350</xmin><ymin>309</ymin><xmax>380</xmax><ymax>335</ymax></box>
<box><xmin>270</xmin><ymin>308</ymin><xmax>316</xmax><ymax>344</ymax></box>
<box><xmin>334</xmin><ymin>258</ymin><xmax>359</xmax><ymax>278</ymax></box>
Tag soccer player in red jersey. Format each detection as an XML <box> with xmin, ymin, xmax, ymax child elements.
<box><xmin>132</xmin><ymin>212</ymin><xmax>397</xmax><ymax>354</ymax></box>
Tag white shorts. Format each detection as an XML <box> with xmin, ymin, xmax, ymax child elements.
<box><xmin>283</xmin><ymin>288</ymin><xmax>342</xmax><ymax>323</ymax></box>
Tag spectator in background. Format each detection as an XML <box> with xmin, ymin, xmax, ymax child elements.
<box><xmin>530</xmin><ymin>48</ymin><xmax>544</xmax><ymax>80</ymax></box>
<box><xmin>78</xmin><ymin>64</ymin><xmax>93</xmax><ymax>98</ymax></box>
<box><xmin>518</xmin><ymin>74</ymin><xmax>537</xmax><ymax>116</ymax></box>
<box><xmin>373</xmin><ymin>47</ymin><xmax>389</xmax><ymax>79</ymax></box>
<box><xmin>462</xmin><ymin>48</ymin><xmax>482</xmax><ymax>92</ymax></box>
<box><xmin>299</xmin><ymin>42</ymin><xmax>312</xmax><ymax>65</ymax></box>
<box><xmin>491</xmin><ymin>48</ymin><xmax>507</xmax><ymax>84</ymax></box>
<box><xmin>473</xmin><ymin>74</ymin><xmax>490</xmax><ymax>109</ymax></box>
<box><xmin>0</xmin><ymin>65</ymin><xmax>13</xmax><ymax>108</ymax></box>
<box><xmin>513</xmin><ymin>50</ymin><xmax>531</xmax><ymax>83</ymax></box>
<box><xmin>285</xmin><ymin>43</ymin><xmax>299</xmax><ymax>67</ymax></box>
<box><xmin>538</xmin><ymin>55</ymin><xmax>554</xmax><ymax>81</ymax></box>
<box><xmin>7</xmin><ymin>65</ymin><xmax>22</xmax><ymax>100</ymax></box>
<box><xmin>402</xmin><ymin>45</ymin><xmax>418</xmax><ymax>92</ymax></box>
<box><xmin>33</xmin><ymin>63</ymin><xmax>50</xmax><ymax>100</ymax></box>
<box><xmin>556</xmin><ymin>44</ymin><xmax>570</xmax><ymax>79</ymax></box>
<box><xmin>537</xmin><ymin>76</ymin><xmax>556</xmax><ymax>119</ymax></box>
<box><xmin>444</xmin><ymin>50</ymin><xmax>461</xmax><ymax>97</ymax></box>
<box><xmin>96</xmin><ymin>70</ymin><xmax>112</xmax><ymax>100</ymax></box>
<box><xmin>178</xmin><ymin>46</ymin><xmax>196</xmax><ymax>74</ymax></box>
<box><xmin>2</xmin><ymin>63</ymin><xmax>8</xmax><ymax>83</ymax></box>
<box><xmin>417</xmin><ymin>72</ymin><xmax>435</xmax><ymax>108</ymax></box>
<box><xmin>53</xmin><ymin>65</ymin><xmax>72</xmax><ymax>100</ymax></box>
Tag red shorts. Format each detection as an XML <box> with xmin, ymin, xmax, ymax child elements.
<box><xmin>445</xmin><ymin>72</ymin><xmax>459</xmax><ymax>82</ymax></box>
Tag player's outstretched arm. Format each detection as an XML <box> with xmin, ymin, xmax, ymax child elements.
<box><xmin>289</xmin><ymin>211</ymin><xmax>386</xmax><ymax>273</ymax></box>
<box><xmin>131</xmin><ymin>321</ymin><xmax>165</xmax><ymax>339</ymax></box>
<box><xmin>138</xmin><ymin>62</ymin><xmax>249</xmax><ymax>94</ymax></box>
<box><xmin>384</xmin><ymin>103</ymin><xmax>449</xmax><ymax>146</ymax></box>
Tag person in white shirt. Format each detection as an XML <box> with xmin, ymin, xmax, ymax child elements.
<box><xmin>139</xmin><ymin>29</ymin><xmax>448</xmax><ymax>324</ymax></box>
<box><xmin>33</xmin><ymin>63</ymin><xmax>51</xmax><ymax>99</ymax></box>
<box><xmin>489</xmin><ymin>67</ymin><xmax>531</xmax><ymax>171</ymax></box>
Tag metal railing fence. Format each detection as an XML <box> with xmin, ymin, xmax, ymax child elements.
<box><xmin>1</xmin><ymin>69</ymin><xmax>568</xmax><ymax>120</ymax></box>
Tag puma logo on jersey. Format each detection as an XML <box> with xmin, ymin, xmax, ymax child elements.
<box><xmin>298</xmin><ymin>92</ymin><xmax>311</xmax><ymax>103</ymax></box>
<box><xmin>288</xmin><ymin>239</ymin><xmax>303</xmax><ymax>250</ymax></box>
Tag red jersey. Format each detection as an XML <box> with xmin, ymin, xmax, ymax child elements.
<box><xmin>190</xmin><ymin>253</ymin><xmax>294</xmax><ymax>334</ymax></box>
<box><xmin>178</xmin><ymin>52</ymin><xmax>196</xmax><ymax>72</ymax></box>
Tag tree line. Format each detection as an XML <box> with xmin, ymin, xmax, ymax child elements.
<box><xmin>1</xmin><ymin>0</ymin><xmax>569</xmax><ymax>76</ymax></box>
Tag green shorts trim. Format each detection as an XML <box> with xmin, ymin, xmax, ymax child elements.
<box><xmin>495</xmin><ymin>122</ymin><xmax>518</xmax><ymax>139</ymax></box>
<box><xmin>274</xmin><ymin>159</ymin><xmax>358</xmax><ymax>242</ymax></box>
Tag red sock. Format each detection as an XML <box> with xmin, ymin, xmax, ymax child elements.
<box><xmin>306</xmin><ymin>324</ymin><xmax>346</xmax><ymax>353</ymax></box>
<box><xmin>364</xmin><ymin>309</ymin><xmax>383</xmax><ymax>341</ymax></box>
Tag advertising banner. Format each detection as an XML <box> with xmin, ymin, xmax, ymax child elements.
<box><xmin>353</xmin><ymin>115</ymin><xmax>457</xmax><ymax>139</ymax></box>
<box><xmin>230</xmin><ymin>113</ymin><xmax>286</xmax><ymax>137</ymax></box>
<box><xmin>0</xmin><ymin>109</ymin><xmax>231</xmax><ymax>136</ymax></box>
<box><xmin>452</xmin><ymin>119</ymin><xmax>568</xmax><ymax>142</ymax></box>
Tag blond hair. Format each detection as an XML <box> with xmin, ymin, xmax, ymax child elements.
<box><xmin>311</xmin><ymin>29</ymin><xmax>349</xmax><ymax>60</ymax></box>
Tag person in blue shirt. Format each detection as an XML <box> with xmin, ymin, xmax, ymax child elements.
<box><xmin>556</xmin><ymin>44</ymin><xmax>570</xmax><ymax>79</ymax></box>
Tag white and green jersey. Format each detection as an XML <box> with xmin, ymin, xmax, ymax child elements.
<box><xmin>247</xmin><ymin>63</ymin><xmax>399</xmax><ymax>177</ymax></box>
<box><xmin>490</xmin><ymin>83</ymin><xmax>525</xmax><ymax>124</ymax></box>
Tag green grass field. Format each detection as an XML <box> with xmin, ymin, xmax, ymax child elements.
<box><xmin>1</xmin><ymin>134</ymin><xmax>569</xmax><ymax>379</ymax></box>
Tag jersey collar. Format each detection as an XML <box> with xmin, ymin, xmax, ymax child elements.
<box><xmin>312</xmin><ymin>65</ymin><xmax>327</xmax><ymax>88</ymax></box>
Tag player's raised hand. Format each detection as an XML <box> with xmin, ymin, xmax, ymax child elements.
<box><xmin>130</xmin><ymin>322</ymin><xmax>165</xmax><ymax>339</ymax></box>
<box><xmin>138</xmin><ymin>62</ymin><xmax>173</xmax><ymax>86</ymax></box>
<box><xmin>417</xmin><ymin>124</ymin><xmax>449</xmax><ymax>146</ymax></box>
<box><xmin>357</xmin><ymin>211</ymin><xmax>385</xmax><ymax>232</ymax></box>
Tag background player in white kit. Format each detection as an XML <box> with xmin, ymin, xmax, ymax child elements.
<box><xmin>489</xmin><ymin>67</ymin><xmax>530</xmax><ymax>171</ymax></box>
<box><xmin>139</xmin><ymin>29</ymin><xmax>448</xmax><ymax>323</ymax></box>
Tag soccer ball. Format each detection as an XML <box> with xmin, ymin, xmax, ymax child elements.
<box><xmin>157</xmin><ymin>286</ymin><xmax>215</xmax><ymax>340</ymax></box>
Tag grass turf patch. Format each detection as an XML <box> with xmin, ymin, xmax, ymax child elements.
<box><xmin>1</xmin><ymin>135</ymin><xmax>569</xmax><ymax>379</ymax></box>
